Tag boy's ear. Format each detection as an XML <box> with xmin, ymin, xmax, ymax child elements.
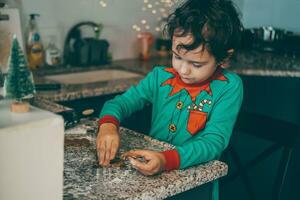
<box><xmin>219</xmin><ymin>49</ymin><xmax>234</xmax><ymax>69</ymax></box>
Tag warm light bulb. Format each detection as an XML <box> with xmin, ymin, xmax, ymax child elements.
<box><xmin>99</xmin><ymin>1</ymin><xmax>107</xmax><ymax>7</ymax></box>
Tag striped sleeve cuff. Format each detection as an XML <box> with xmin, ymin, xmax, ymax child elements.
<box><xmin>160</xmin><ymin>149</ymin><xmax>180</xmax><ymax>171</ymax></box>
<box><xmin>98</xmin><ymin>115</ymin><xmax>120</xmax><ymax>127</ymax></box>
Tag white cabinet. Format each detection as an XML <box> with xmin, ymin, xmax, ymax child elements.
<box><xmin>0</xmin><ymin>100</ymin><xmax>64</xmax><ymax>200</ymax></box>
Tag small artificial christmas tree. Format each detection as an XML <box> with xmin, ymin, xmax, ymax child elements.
<box><xmin>4</xmin><ymin>34</ymin><xmax>35</xmax><ymax>112</ymax></box>
<box><xmin>0</xmin><ymin>68</ymin><xmax>3</xmax><ymax>86</ymax></box>
<box><xmin>0</xmin><ymin>68</ymin><xmax>4</xmax><ymax>99</ymax></box>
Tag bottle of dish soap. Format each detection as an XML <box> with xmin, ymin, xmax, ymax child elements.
<box><xmin>26</xmin><ymin>14</ymin><xmax>44</xmax><ymax>69</ymax></box>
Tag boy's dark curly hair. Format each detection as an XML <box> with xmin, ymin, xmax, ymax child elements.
<box><xmin>165</xmin><ymin>0</ymin><xmax>243</xmax><ymax>62</ymax></box>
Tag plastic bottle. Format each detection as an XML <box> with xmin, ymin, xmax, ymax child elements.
<box><xmin>26</xmin><ymin>14</ymin><xmax>44</xmax><ymax>69</ymax></box>
<box><xmin>45</xmin><ymin>36</ymin><xmax>61</xmax><ymax>67</ymax></box>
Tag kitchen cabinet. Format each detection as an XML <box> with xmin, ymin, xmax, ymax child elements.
<box><xmin>57</xmin><ymin>92</ymin><xmax>152</xmax><ymax>134</ymax></box>
<box><xmin>240</xmin><ymin>75</ymin><xmax>300</xmax><ymax>125</ymax></box>
<box><xmin>220</xmin><ymin>75</ymin><xmax>300</xmax><ymax>200</ymax></box>
<box><xmin>0</xmin><ymin>100</ymin><xmax>64</xmax><ymax>200</ymax></box>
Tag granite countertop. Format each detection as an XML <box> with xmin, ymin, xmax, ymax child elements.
<box><xmin>230</xmin><ymin>50</ymin><xmax>300</xmax><ymax>77</ymax></box>
<box><xmin>32</xmin><ymin>50</ymin><xmax>300</xmax><ymax>114</ymax></box>
<box><xmin>63</xmin><ymin>119</ymin><xmax>228</xmax><ymax>200</ymax></box>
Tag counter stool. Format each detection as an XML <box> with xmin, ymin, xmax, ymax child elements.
<box><xmin>220</xmin><ymin>112</ymin><xmax>300</xmax><ymax>200</ymax></box>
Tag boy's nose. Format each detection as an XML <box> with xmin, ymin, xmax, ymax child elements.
<box><xmin>180</xmin><ymin>62</ymin><xmax>190</xmax><ymax>75</ymax></box>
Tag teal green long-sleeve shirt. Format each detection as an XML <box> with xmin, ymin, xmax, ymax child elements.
<box><xmin>100</xmin><ymin>66</ymin><xmax>243</xmax><ymax>170</ymax></box>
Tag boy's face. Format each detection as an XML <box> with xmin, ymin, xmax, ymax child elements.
<box><xmin>172</xmin><ymin>34</ymin><xmax>218</xmax><ymax>84</ymax></box>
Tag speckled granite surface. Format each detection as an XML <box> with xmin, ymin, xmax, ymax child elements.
<box><xmin>33</xmin><ymin>96</ymin><xmax>73</xmax><ymax>113</ymax></box>
<box><xmin>32</xmin><ymin>51</ymin><xmax>300</xmax><ymax>114</ymax></box>
<box><xmin>232</xmin><ymin>50</ymin><xmax>300</xmax><ymax>72</ymax></box>
<box><xmin>231</xmin><ymin>50</ymin><xmax>300</xmax><ymax>77</ymax></box>
<box><xmin>63</xmin><ymin>119</ymin><xmax>228</xmax><ymax>200</ymax></box>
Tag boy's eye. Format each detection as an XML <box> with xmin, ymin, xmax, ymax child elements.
<box><xmin>192</xmin><ymin>63</ymin><xmax>203</xmax><ymax>68</ymax></box>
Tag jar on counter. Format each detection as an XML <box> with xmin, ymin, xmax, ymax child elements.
<box><xmin>45</xmin><ymin>40</ymin><xmax>61</xmax><ymax>67</ymax></box>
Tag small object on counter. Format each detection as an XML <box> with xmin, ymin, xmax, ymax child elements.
<box><xmin>104</xmin><ymin>151</ymin><xmax>146</xmax><ymax>168</ymax></box>
<box><xmin>10</xmin><ymin>101</ymin><xmax>30</xmax><ymax>113</ymax></box>
<box><xmin>156</xmin><ymin>38</ymin><xmax>172</xmax><ymax>58</ymax></box>
<box><xmin>109</xmin><ymin>157</ymin><xmax>125</xmax><ymax>168</ymax></box>
<box><xmin>82</xmin><ymin>108</ymin><xmax>95</xmax><ymax>116</ymax></box>
<box><xmin>0</xmin><ymin>68</ymin><xmax>3</xmax><ymax>99</ymax></box>
<box><xmin>0</xmin><ymin>68</ymin><xmax>4</xmax><ymax>87</ymax></box>
<box><xmin>157</xmin><ymin>46</ymin><xmax>169</xmax><ymax>58</ymax></box>
<box><xmin>137</xmin><ymin>32</ymin><xmax>154</xmax><ymax>61</ymax></box>
<box><xmin>45</xmin><ymin>36</ymin><xmax>61</xmax><ymax>66</ymax></box>
<box><xmin>63</xmin><ymin>21</ymin><xmax>110</xmax><ymax>67</ymax></box>
<box><xmin>4</xmin><ymin>35</ymin><xmax>35</xmax><ymax>113</ymax></box>
<box><xmin>26</xmin><ymin>13</ymin><xmax>44</xmax><ymax>69</ymax></box>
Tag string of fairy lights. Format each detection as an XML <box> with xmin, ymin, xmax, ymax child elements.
<box><xmin>99</xmin><ymin>0</ymin><xmax>180</xmax><ymax>34</ymax></box>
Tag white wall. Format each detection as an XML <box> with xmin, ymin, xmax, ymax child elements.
<box><xmin>12</xmin><ymin>0</ymin><xmax>300</xmax><ymax>60</ymax></box>
<box><xmin>21</xmin><ymin>0</ymin><xmax>172</xmax><ymax>60</ymax></box>
<box><xmin>242</xmin><ymin>0</ymin><xmax>300</xmax><ymax>32</ymax></box>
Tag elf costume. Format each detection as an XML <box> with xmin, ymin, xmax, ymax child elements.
<box><xmin>99</xmin><ymin>66</ymin><xmax>243</xmax><ymax>199</ymax></box>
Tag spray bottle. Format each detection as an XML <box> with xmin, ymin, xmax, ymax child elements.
<box><xmin>26</xmin><ymin>14</ymin><xmax>44</xmax><ymax>69</ymax></box>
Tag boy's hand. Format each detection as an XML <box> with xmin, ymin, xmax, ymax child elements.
<box><xmin>96</xmin><ymin>123</ymin><xmax>120</xmax><ymax>166</ymax></box>
<box><xmin>128</xmin><ymin>150</ymin><xmax>166</xmax><ymax>176</ymax></box>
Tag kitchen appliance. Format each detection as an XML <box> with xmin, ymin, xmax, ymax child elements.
<box><xmin>240</xmin><ymin>26</ymin><xmax>286</xmax><ymax>52</ymax></box>
<box><xmin>63</xmin><ymin>21</ymin><xmax>110</xmax><ymax>67</ymax></box>
<box><xmin>252</xmin><ymin>26</ymin><xmax>286</xmax><ymax>52</ymax></box>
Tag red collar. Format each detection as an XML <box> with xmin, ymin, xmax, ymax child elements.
<box><xmin>161</xmin><ymin>67</ymin><xmax>227</xmax><ymax>101</ymax></box>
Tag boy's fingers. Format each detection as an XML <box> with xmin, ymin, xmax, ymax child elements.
<box><xmin>98</xmin><ymin>141</ymin><xmax>106</xmax><ymax>165</ymax></box>
<box><xmin>129</xmin><ymin>149</ymin><xmax>152</xmax><ymax>159</ymax></box>
<box><xmin>110</xmin><ymin>141</ymin><xmax>119</xmax><ymax>160</ymax></box>
<box><xmin>103</xmin><ymin>141</ymin><xmax>111</xmax><ymax>165</ymax></box>
<box><xmin>130</xmin><ymin>159</ymin><xmax>155</xmax><ymax>176</ymax></box>
<box><xmin>130</xmin><ymin>158</ymin><xmax>152</xmax><ymax>171</ymax></box>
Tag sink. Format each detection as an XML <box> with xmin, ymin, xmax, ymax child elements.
<box><xmin>44</xmin><ymin>69</ymin><xmax>143</xmax><ymax>84</ymax></box>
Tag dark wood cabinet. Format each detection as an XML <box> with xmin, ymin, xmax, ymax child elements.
<box><xmin>220</xmin><ymin>75</ymin><xmax>300</xmax><ymax>200</ymax></box>
<box><xmin>57</xmin><ymin>93</ymin><xmax>152</xmax><ymax>134</ymax></box>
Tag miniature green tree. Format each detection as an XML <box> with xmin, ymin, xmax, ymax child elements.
<box><xmin>0</xmin><ymin>68</ymin><xmax>3</xmax><ymax>87</ymax></box>
<box><xmin>0</xmin><ymin>68</ymin><xmax>4</xmax><ymax>99</ymax></box>
<box><xmin>4</xmin><ymin>35</ymin><xmax>35</xmax><ymax>112</ymax></box>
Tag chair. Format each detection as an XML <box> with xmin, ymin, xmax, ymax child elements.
<box><xmin>220</xmin><ymin>111</ymin><xmax>300</xmax><ymax>200</ymax></box>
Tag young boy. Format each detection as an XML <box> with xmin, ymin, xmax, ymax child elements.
<box><xmin>97</xmin><ymin>0</ymin><xmax>243</xmax><ymax>198</ymax></box>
